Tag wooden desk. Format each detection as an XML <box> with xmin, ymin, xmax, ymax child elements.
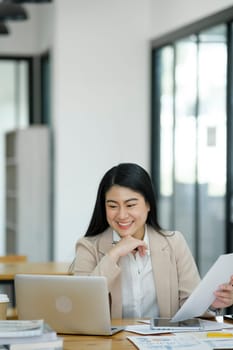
<box><xmin>62</xmin><ymin>319</ymin><xmax>139</xmax><ymax>350</ymax></box>
<box><xmin>0</xmin><ymin>261</ymin><xmax>71</xmax><ymax>281</ymax></box>
<box><xmin>0</xmin><ymin>261</ymin><xmax>71</xmax><ymax>309</ymax></box>
<box><xmin>61</xmin><ymin>317</ymin><xmax>233</xmax><ymax>350</ymax></box>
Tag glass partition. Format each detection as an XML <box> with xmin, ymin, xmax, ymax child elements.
<box><xmin>152</xmin><ymin>24</ymin><xmax>227</xmax><ymax>275</ymax></box>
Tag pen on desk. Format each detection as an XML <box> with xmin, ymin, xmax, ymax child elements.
<box><xmin>207</xmin><ymin>332</ymin><xmax>233</xmax><ymax>338</ymax></box>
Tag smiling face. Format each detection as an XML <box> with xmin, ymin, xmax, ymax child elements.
<box><xmin>105</xmin><ymin>185</ymin><xmax>150</xmax><ymax>240</ymax></box>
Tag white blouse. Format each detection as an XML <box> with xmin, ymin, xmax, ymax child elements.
<box><xmin>113</xmin><ymin>226</ymin><xmax>159</xmax><ymax>318</ymax></box>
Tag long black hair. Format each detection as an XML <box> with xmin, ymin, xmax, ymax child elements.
<box><xmin>85</xmin><ymin>163</ymin><xmax>162</xmax><ymax>236</ymax></box>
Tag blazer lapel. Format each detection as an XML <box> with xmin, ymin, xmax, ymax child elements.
<box><xmin>97</xmin><ymin>228</ymin><xmax>114</xmax><ymax>257</ymax></box>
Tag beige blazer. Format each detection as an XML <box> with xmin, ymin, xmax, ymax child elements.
<box><xmin>74</xmin><ymin>226</ymin><xmax>200</xmax><ymax>318</ymax></box>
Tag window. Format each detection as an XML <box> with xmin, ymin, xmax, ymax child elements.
<box><xmin>151</xmin><ymin>19</ymin><xmax>232</xmax><ymax>276</ymax></box>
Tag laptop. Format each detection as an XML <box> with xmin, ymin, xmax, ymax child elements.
<box><xmin>14</xmin><ymin>274</ymin><xmax>124</xmax><ymax>335</ymax></box>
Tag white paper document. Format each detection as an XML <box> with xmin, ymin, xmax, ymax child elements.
<box><xmin>203</xmin><ymin>337</ymin><xmax>233</xmax><ymax>349</ymax></box>
<box><xmin>127</xmin><ymin>334</ymin><xmax>210</xmax><ymax>350</ymax></box>
<box><xmin>172</xmin><ymin>253</ymin><xmax>233</xmax><ymax>322</ymax></box>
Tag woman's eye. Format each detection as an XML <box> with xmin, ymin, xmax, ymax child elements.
<box><xmin>127</xmin><ymin>203</ymin><xmax>136</xmax><ymax>208</ymax></box>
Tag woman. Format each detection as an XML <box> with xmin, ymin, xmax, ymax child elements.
<box><xmin>73</xmin><ymin>163</ymin><xmax>233</xmax><ymax>318</ymax></box>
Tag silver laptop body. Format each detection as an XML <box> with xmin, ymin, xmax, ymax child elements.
<box><xmin>15</xmin><ymin>274</ymin><xmax>123</xmax><ymax>335</ymax></box>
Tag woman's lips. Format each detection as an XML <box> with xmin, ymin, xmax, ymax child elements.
<box><xmin>117</xmin><ymin>221</ymin><xmax>132</xmax><ymax>229</ymax></box>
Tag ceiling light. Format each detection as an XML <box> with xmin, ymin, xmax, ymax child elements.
<box><xmin>0</xmin><ymin>3</ymin><xmax>28</xmax><ymax>20</ymax></box>
<box><xmin>0</xmin><ymin>21</ymin><xmax>9</xmax><ymax>34</ymax></box>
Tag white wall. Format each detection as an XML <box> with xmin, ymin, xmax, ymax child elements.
<box><xmin>1</xmin><ymin>0</ymin><xmax>233</xmax><ymax>261</ymax></box>
<box><xmin>150</xmin><ymin>0</ymin><xmax>233</xmax><ymax>37</ymax></box>
<box><xmin>52</xmin><ymin>0</ymin><xmax>151</xmax><ymax>261</ymax></box>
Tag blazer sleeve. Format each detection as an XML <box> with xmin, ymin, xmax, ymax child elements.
<box><xmin>170</xmin><ymin>231</ymin><xmax>201</xmax><ymax>307</ymax></box>
<box><xmin>73</xmin><ymin>237</ymin><xmax>121</xmax><ymax>290</ymax></box>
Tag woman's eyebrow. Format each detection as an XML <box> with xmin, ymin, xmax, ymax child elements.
<box><xmin>106</xmin><ymin>198</ymin><xmax>138</xmax><ymax>203</ymax></box>
<box><xmin>125</xmin><ymin>198</ymin><xmax>138</xmax><ymax>203</ymax></box>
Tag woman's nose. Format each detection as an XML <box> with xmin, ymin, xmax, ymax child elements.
<box><xmin>117</xmin><ymin>206</ymin><xmax>128</xmax><ymax>219</ymax></box>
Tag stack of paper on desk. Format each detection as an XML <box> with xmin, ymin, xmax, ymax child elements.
<box><xmin>0</xmin><ymin>320</ymin><xmax>44</xmax><ymax>337</ymax></box>
<box><xmin>0</xmin><ymin>320</ymin><xmax>63</xmax><ymax>350</ymax></box>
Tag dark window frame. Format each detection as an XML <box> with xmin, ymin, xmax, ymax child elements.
<box><xmin>0</xmin><ymin>51</ymin><xmax>51</xmax><ymax>126</ymax></box>
<box><xmin>0</xmin><ymin>55</ymin><xmax>33</xmax><ymax>124</ymax></box>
